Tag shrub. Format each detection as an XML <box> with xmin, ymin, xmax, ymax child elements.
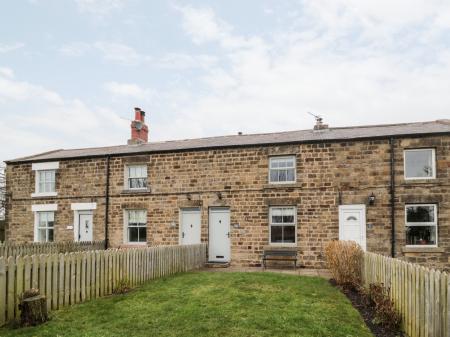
<box><xmin>324</xmin><ymin>240</ymin><xmax>363</xmax><ymax>288</ymax></box>
<box><xmin>365</xmin><ymin>283</ymin><xmax>401</xmax><ymax>330</ymax></box>
<box><xmin>113</xmin><ymin>278</ymin><xmax>132</xmax><ymax>294</ymax></box>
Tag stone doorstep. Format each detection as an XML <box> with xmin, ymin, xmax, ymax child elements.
<box><xmin>205</xmin><ymin>261</ymin><xmax>231</xmax><ymax>268</ymax></box>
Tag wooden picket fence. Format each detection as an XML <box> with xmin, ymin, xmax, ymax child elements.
<box><xmin>0</xmin><ymin>244</ymin><xmax>207</xmax><ymax>326</ymax></box>
<box><xmin>363</xmin><ymin>252</ymin><xmax>450</xmax><ymax>337</ymax></box>
<box><xmin>0</xmin><ymin>241</ymin><xmax>105</xmax><ymax>258</ymax></box>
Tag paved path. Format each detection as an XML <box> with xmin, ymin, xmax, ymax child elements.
<box><xmin>201</xmin><ymin>266</ymin><xmax>331</xmax><ymax>279</ymax></box>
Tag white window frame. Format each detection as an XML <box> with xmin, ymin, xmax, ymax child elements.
<box><xmin>32</xmin><ymin>204</ymin><xmax>57</xmax><ymax>243</ymax></box>
<box><xmin>268</xmin><ymin>156</ymin><xmax>297</xmax><ymax>184</ymax></box>
<box><xmin>403</xmin><ymin>149</ymin><xmax>436</xmax><ymax>180</ymax></box>
<box><xmin>123</xmin><ymin>209</ymin><xmax>148</xmax><ymax>245</ymax></box>
<box><xmin>124</xmin><ymin>164</ymin><xmax>148</xmax><ymax>190</ymax></box>
<box><xmin>405</xmin><ymin>204</ymin><xmax>438</xmax><ymax>247</ymax></box>
<box><xmin>269</xmin><ymin>206</ymin><xmax>297</xmax><ymax>246</ymax></box>
<box><xmin>31</xmin><ymin>162</ymin><xmax>59</xmax><ymax>197</ymax></box>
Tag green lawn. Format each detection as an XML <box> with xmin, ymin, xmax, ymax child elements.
<box><xmin>1</xmin><ymin>272</ymin><xmax>373</xmax><ymax>337</ymax></box>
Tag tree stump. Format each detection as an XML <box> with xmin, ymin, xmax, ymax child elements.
<box><xmin>19</xmin><ymin>293</ymin><xmax>48</xmax><ymax>326</ymax></box>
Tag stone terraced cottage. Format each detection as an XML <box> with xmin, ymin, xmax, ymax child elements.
<box><xmin>4</xmin><ymin>108</ymin><xmax>450</xmax><ymax>270</ymax></box>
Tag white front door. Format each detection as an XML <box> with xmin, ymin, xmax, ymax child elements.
<box><xmin>209</xmin><ymin>208</ymin><xmax>231</xmax><ymax>262</ymax></box>
<box><xmin>180</xmin><ymin>208</ymin><xmax>201</xmax><ymax>245</ymax></box>
<box><xmin>339</xmin><ymin>205</ymin><xmax>366</xmax><ymax>250</ymax></box>
<box><xmin>76</xmin><ymin>211</ymin><xmax>93</xmax><ymax>242</ymax></box>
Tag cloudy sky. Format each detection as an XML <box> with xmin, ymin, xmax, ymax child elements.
<box><xmin>1</xmin><ymin>0</ymin><xmax>450</xmax><ymax>163</ymax></box>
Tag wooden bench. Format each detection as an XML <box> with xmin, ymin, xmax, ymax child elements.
<box><xmin>262</xmin><ymin>249</ymin><xmax>297</xmax><ymax>270</ymax></box>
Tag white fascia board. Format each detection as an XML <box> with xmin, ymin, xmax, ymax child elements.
<box><xmin>32</xmin><ymin>204</ymin><xmax>58</xmax><ymax>212</ymax></box>
<box><xmin>32</xmin><ymin>162</ymin><xmax>59</xmax><ymax>171</ymax></box>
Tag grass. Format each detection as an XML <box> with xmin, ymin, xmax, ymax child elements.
<box><xmin>1</xmin><ymin>272</ymin><xmax>373</xmax><ymax>337</ymax></box>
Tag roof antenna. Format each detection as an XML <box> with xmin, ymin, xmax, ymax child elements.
<box><xmin>308</xmin><ymin>111</ymin><xmax>322</xmax><ymax>123</ymax></box>
<box><xmin>308</xmin><ymin>112</ymin><xmax>328</xmax><ymax>130</ymax></box>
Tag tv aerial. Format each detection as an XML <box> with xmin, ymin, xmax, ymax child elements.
<box><xmin>307</xmin><ymin>111</ymin><xmax>323</xmax><ymax>124</ymax></box>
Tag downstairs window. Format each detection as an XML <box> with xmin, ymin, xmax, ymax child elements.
<box><xmin>405</xmin><ymin>204</ymin><xmax>437</xmax><ymax>246</ymax></box>
<box><xmin>269</xmin><ymin>206</ymin><xmax>296</xmax><ymax>245</ymax></box>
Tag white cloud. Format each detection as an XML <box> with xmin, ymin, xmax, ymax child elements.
<box><xmin>155</xmin><ymin>53</ymin><xmax>217</xmax><ymax>70</ymax></box>
<box><xmin>0</xmin><ymin>74</ymin><xmax>63</xmax><ymax>105</ymax></box>
<box><xmin>0</xmin><ymin>67</ymin><xmax>14</xmax><ymax>79</ymax></box>
<box><xmin>162</xmin><ymin>3</ymin><xmax>450</xmax><ymax>140</ymax></box>
<box><xmin>74</xmin><ymin>0</ymin><xmax>127</xmax><ymax>16</ymax></box>
<box><xmin>0</xmin><ymin>71</ymin><xmax>128</xmax><ymax>163</ymax></box>
<box><xmin>104</xmin><ymin>81</ymin><xmax>154</xmax><ymax>100</ymax></box>
<box><xmin>59</xmin><ymin>41</ymin><xmax>217</xmax><ymax>69</ymax></box>
<box><xmin>59</xmin><ymin>42</ymin><xmax>91</xmax><ymax>57</ymax></box>
<box><xmin>0</xmin><ymin>42</ymin><xmax>24</xmax><ymax>54</ymax></box>
<box><xmin>173</xmin><ymin>4</ymin><xmax>250</xmax><ymax>49</ymax></box>
<box><xmin>173</xmin><ymin>5</ymin><xmax>228</xmax><ymax>44</ymax></box>
<box><xmin>93</xmin><ymin>42</ymin><xmax>145</xmax><ymax>65</ymax></box>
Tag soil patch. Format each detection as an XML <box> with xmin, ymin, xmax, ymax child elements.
<box><xmin>329</xmin><ymin>279</ymin><xmax>404</xmax><ymax>337</ymax></box>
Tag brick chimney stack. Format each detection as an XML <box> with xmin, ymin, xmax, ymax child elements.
<box><xmin>313</xmin><ymin>116</ymin><xmax>329</xmax><ymax>131</ymax></box>
<box><xmin>128</xmin><ymin>107</ymin><xmax>149</xmax><ymax>145</ymax></box>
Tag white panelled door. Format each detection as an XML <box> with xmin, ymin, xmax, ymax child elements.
<box><xmin>76</xmin><ymin>211</ymin><xmax>93</xmax><ymax>242</ymax></box>
<box><xmin>209</xmin><ymin>208</ymin><xmax>231</xmax><ymax>262</ymax></box>
<box><xmin>338</xmin><ymin>205</ymin><xmax>366</xmax><ymax>250</ymax></box>
<box><xmin>180</xmin><ymin>208</ymin><xmax>201</xmax><ymax>245</ymax></box>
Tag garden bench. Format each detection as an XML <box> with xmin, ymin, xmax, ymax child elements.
<box><xmin>262</xmin><ymin>249</ymin><xmax>297</xmax><ymax>270</ymax></box>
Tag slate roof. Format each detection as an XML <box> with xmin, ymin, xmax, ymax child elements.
<box><xmin>6</xmin><ymin>119</ymin><xmax>450</xmax><ymax>163</ymax></box>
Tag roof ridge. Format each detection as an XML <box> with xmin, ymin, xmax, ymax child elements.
<box><xmin>6</xmin><ymin>148</ymin><xmax>65</xmax><ymax>163</ymax></box>
<box><xmin>6</xmin><ymin>119</ymin><xmax>450</xmax><ymax>163</ymax></box>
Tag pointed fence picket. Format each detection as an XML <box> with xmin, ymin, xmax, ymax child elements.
<box><xmin>0</xmin><ymin>241</ymin><xmax>105</xmax><ymax>258</ymax></box>
<box><xmin>363</xmin><ymin>252</ymin><xmax>449</xmax><ymax>337</ymax></box>
<box><xmin>0</xmin><ymin>244</ymin><xmax>206</xmax><ymax>326</ymax></box>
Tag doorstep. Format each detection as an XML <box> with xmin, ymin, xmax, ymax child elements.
<box><xmin>205</xmin><ymin>261</ymin><xmax>231</xmax><ymax>268</ymax></box>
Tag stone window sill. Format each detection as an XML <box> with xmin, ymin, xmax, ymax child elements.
<box><xmin>31</xmin><ymin>192</ymin><xmax>58</xmax><ymax>198</ymax></box>
<box><xmin>121</xmin><ymin>188</ymin><xmax>151</xmax><ymax>194</ymax></box>
<box><xmin>401</xmin><ymin>178</ymin><xmax>440</xmax><ymax>185</ymax></box>
<box><xmin>402</xmin><ymin>247</ymin><xmax>445</xmax><ymax>253</ymax></box>
<box><xmin>263</xmin><ymin>183</ymin><xmax>301</xmax><ymax>189</ymax></box>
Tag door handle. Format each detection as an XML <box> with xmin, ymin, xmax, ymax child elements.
<box><xmin>182</xmin><ymin>232</ymin><xmax>185</xmax><ymax>238</ymax></box>
<box><xmin>227</xmin><ymin>232</ymin><xmax>230</xmax><ymax>238</ymax></box>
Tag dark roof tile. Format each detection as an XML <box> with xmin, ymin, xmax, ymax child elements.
<box><xmin>7</xmin><ymin>119</ymin><xmax>450</xmax><ymax>163</ymax></box>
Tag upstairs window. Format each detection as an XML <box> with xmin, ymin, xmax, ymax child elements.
<box><xmin>32</xmin><ymin>162</ymin><xmax>59</xmax><ymax>197</ymax></box>
<box><xmin>404</xmin><ymin>149</ymin><xmax>436</xmax><ymax>180</ymax></box>
<box><xmin>405</xmin><ymin>204</ymin><xmax>437</xmax><ymax>246</ymax></box>
<box><xmin>37</xmin><ymin>170</ymin><xmax>56</xmax><ymax>193</ymax></box>
<box><xmin>125</xmin><ymin>210</ymin><xmax>147</xmax><ymax>243</ymax></box>
<box><xmin>269</xmin><ymin>156</ymin><xmax>296</xmax><ymax>184</ymax></box>
<box><xmin>35</xmin><ymin>211</ymin><xmax>55</xmax><ymax>242</ymax></box>
<box><xmin>126</xmin><ymin>165</ymin><xmax>147</xmax><ymax>189</ymax></box>
<box><xmin>269</xmin><ymin>206</ymin><xmax>296</xmax><ymax>245</ymax></box>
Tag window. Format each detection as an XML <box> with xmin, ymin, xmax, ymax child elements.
<box><xmin>125</xmin><ymin>210</ymin><xmax>147</xmax><ymax>243</ymax></box>
<box><xmin>269</xmin><ymin>206</ymin><xmax>296</xmax><ymax>244</ymax></box>
<box><xmin>37</xmin><ymin>170</ymin><xmax>56</xmax><ymax>193</ymax></box>
<box><xmin>269</xmin><ymin>156</ymin><xmax>296</xmax><ymax>183</ymax></box>
<box><xmin>35</xmin><ymin>211</ymin><xmax>54</xmax><ymax>242</ymax></box>
<box><xmin>31</xmin><ymin>162</ymin><xmax>59</xmax><ymax>197</ymax></box>
<box><xmin>405</xmin><ymin>204</ymin><xmax>437</xmax><ymax>246</ymax></box>
<box><xmin>404</xmin><ymin>149</ymin><xmax>436</xmax><ymax>180</ymax></box>
<box><xmin>126</xmin><ymin>165</ymin><xmax>147</xmax><ymax>189</ymax></box>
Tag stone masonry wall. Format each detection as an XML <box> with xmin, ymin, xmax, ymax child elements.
<box><xmin>5</xmin><ymin>135</ymin><xmax>450</xmax><ymax>270</ymax></box>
